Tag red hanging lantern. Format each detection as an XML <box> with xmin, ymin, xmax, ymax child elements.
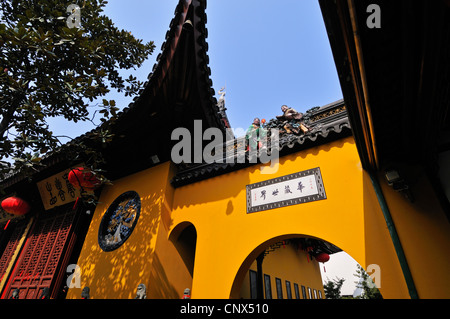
<box><xmin>1</xmin><ymin>197</ymin><xmax>31</xmax><ymax>216</ymax></box>
<box><xmin>315</xmin><ymin>252</ymin><xmax>330</xmax><ymax>263</ymax></box>
<box><xmin>68</xmin><ymin>167</ymin><xmax>101</xmax><ymax>191</ymax></box>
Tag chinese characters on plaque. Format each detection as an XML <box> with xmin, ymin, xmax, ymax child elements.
<box><xmin>246</xmin><ymin>167</ymin><xmax>326</xmax><ymax>213</ymax></box>
<box><xmin>36</xmin><ymin>168</ymin><xmax>82</xmax><ymax>210</ymax></box>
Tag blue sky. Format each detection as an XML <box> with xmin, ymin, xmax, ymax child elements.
<box><xmin>51</xmin><ymin>0</ymin><xmax>343</xmax><ymax>138</ymax></box>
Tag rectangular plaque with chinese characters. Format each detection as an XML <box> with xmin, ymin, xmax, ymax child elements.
<box><xmin>36</xmin><ymin>168</ymin><xmax>83</xmax><ymax>210</ymax></box>
<box><xmin>246</xmin><ymin>167</ymin><xmax>326</xmax><ymax>213</ymax></box>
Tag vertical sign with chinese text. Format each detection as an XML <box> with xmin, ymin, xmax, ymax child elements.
<box><xmin>246</xmin><ymin>167</ymin><xmax>326</xmax><ymax>213</ymax></box>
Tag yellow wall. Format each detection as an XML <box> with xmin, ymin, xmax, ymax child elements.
<box><xmin>239</xmin><ymin>243</ymin><xmax>325</xmax><ymax>299</ymax></box>
<box><xmin>66</xmin><ymin>162</ymin><xmax>191</xmax><ymax>299</ymax></box>
<box><xmin>66</xmin><ymin>135</ymin><xmax>450</xmax><ymax>299</ymax></box>
<box><xmin>361</xmin><ymin>171</ymin><xmax>410</xmax><ymax>298</ymax></box>
<box><xmin>170</xmin><ymin>136</ymin><xmax>376</xmax><ymax>298</ymax></box>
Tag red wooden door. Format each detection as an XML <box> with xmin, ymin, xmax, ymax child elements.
<box><xmin>0</xmin><ymin>221</ymin><xmax>28</xmax><ymax>286</ymax></box>
<box><xmin>3</xmin><ymin>209</ymin><xmax>76</xmax><ymax>299</ymax></box>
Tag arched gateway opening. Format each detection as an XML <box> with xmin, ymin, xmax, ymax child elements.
<box><xmin>230</xmin><ymin>234</ymin><xmax>343</xmax><ymax>299</ymax></box>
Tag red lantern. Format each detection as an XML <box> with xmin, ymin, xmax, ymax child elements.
<box><xmin>315</xmin><ymin>252</ymin><xmax>330</xmax><ymax>263</ymax></box>
<box><xmin>68</xmin><ymin>167</ymin><xmax>101</xmax><ymax>190</ymax></box>
<box><xmin>1</xmin><ymin>197</ymin><xmax>31</xmax><ymax>216</ymax></box>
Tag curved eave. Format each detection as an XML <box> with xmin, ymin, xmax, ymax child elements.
<box><xmin>113</xmin><ymin>0</ymin><xmax>224</xmax><ymax>131</ymax></box>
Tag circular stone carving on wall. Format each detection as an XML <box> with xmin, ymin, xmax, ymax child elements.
<box><xmin>98</xmin><ymin>191</ymin><xmax>141</xmax><ymax>252</ymax></box>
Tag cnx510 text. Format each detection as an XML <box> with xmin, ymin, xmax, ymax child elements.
<box><xmin>224</xmin><ymin>303</ymin><xmax>269</xmax><ymax>314</ymax></box>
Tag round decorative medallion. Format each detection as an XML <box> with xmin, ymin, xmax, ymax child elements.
<box><xmin>98</xmin><ymin>191</ymin><xmax>141</xmax><ymax>252</ymax></box>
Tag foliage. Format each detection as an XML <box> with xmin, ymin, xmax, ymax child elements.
<box><xmin>353</xmin><ymin>264</ymin><xmax>383</xmax><ymax>299</ymax></box>
<box><xmin>323</xmin><ymin>277</ymin><xmax>345</xmax><ymax>299</ymax></box>
<box><xmin>0</xmin><ymin>0</ymin><xmax>155</xmax><ymax>183</ymax></box>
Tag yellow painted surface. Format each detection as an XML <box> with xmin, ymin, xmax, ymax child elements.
<box><xmin>67</xmin><ymin>135</ymin><xmax>450</xmax><ymax>299</ymax></box>
<box><xmin>361</xmin><ymin>171</ymin><xmax>410</xmax><ymax>298</ymax></box>
<box><xmin>147</xmin><ymin>221</ymin><xmax>193</xmax><ymax>299</ymax></box>
<box><xmin>36</xmin><ymin>167</ymin><xmax>83</xmax><ymax>210</ymax></box>
<box><xmin>170</xmin><ymin>136</ymin><xmax>372</xmax><ymax>298</ymax></box>
<box><xmin>239</xmin><ymin>243</ymin><xmax>325</xmax><ymax>299</ymax></box>
<box><xmin>377</xmin><ymin>167</ymin><xmax>450</xmax><ymax>299</ymax></box>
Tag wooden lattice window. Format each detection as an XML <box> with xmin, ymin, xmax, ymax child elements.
<box><xmin>0</xmin><ymin>222</ymin><xmax>27</xmax><ymax>285</ymax></box>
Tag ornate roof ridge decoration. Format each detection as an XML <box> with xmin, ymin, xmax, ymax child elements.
<box><xmin>171</xmin><ymin>99</ymin><xmax>351</xmax><ymax>188</ymax></box>
<box><xmin>216</xmin><ymin>86</ymin><xmax>232</xmax><ymax>132</ymax></box>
